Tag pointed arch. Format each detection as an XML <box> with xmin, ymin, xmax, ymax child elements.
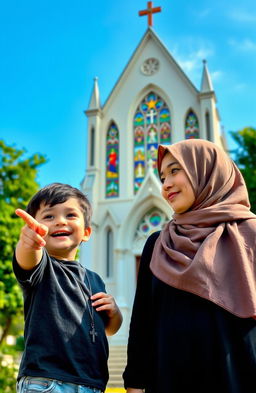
<box><xmin>106</xmin><ymin>122</ymin><xmax>119</xmax><ymax>198</ymax></box>
<box><xmin>185</xmin><ymin>109</ymin><xmax>200</xmax><ymax>139</ymax></box>
<box><xmin>133</xmin><ymin>91</ymin><xmax>172</xmax><ymax>194</ymax></box>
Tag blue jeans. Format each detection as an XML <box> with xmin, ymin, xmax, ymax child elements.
<box><xmin>16</xmin><ymin>377</ymin><xmax>102</xmax><ymax>393</ymax></box>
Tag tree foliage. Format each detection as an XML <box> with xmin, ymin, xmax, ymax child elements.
<box><xmin>0</xmin><ymin>140</ymin><xmax>46</xmax><ymax>344</ymax></box>
<box><xmin>230</xmin><ymin>127</ymin><xmax>256</xmax><ymax>213</ymax></box>
<box><xmin>0</xmin><ymin>355</ymin><xmax>18</xmax><ymax>393</ymax></box>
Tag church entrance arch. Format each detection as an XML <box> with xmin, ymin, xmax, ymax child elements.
<box><xmin>132</xmin><ymin>207</ymin><xmax>169</xmax><ymax>281</ymax></box>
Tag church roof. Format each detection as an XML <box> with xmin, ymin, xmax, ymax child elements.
<box><xmin>102</xmin><ymin>27</ymin><xmax>199</xmax><ymax>111</ymax></box>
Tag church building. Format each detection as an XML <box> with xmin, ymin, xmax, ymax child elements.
<box><xmin>80</xmin><ymin>2</ymin><xmax>226</xmax><ymax>345</ymax></box>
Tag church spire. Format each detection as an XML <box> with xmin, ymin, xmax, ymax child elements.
<box><xmin>88</xmin><ymin>77</ymin><xmax>100</xmax><ymax>110</ymax></box>
<box><xmin>200</xmin><ymin>60</ymin><xmax>213</xmax><ymax>92</ymax></box>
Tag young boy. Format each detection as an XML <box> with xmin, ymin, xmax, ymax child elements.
<box><xmin>13</xmin><ymin>183</ymin><xmax>122</xmax><ymax>393</ymax></box>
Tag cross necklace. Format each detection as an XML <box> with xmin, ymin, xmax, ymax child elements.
<box><xmin>83</xmin><ymin>268</ymin><xmax>98</xmax><ymax>343</ymax></box>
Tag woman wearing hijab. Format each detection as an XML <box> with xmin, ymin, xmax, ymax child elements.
<box><xmin>123</xmin><ymin>139</ymin><xmax>256</xmax><ymax>393</ymax></box>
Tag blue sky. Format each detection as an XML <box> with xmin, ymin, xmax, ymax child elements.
<box><xmin>1</xmin><ymin>0</ymin><xmax>255</xmax><ymax>189</ymax></box>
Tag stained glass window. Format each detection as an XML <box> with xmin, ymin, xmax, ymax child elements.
<box><xmin>185</xmin><ymin>110</ymin><xmax>200</xmax><ymax>139</ymax></box>
<box><xmin>134</xmin><ymin>92</ymin><xmax>171</xmax><ymax>193</ymax></box>
<box><xmin>134</xmin><ymin>208</ymin><xmax>169</xmax><ymax>248</ymax></box>
<box><xmin>106</xmin><ymin>123</ymin><xmax>119</xmax><ymax>198</ymax></box>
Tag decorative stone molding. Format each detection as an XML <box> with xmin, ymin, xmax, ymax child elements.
<box><xmin>141</xmin><ymin>57</ymin><xmax>160</xmax><ymax>75</ymax></box>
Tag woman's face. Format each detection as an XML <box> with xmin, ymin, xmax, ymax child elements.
<box><xmin>160</xmin><ymin>151</ymin><xmax>195</xmax><ymax>214</ymax></box>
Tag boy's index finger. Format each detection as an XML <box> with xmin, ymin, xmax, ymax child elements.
<box><xmin>15</xmin><ymin>209</ymin><xmax>40</xmax><ymax>232</ymax></box>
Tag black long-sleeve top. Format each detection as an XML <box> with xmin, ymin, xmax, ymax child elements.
<box><xmin>123</xmin><ymin>231</ymin><xmax>256</xmax><ymax>393</ymax></box>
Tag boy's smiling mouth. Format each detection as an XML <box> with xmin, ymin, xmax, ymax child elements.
<box><xmin>51</xmin><ymin>231</ymin><xmax>71</xmax><ymax>237</ymax></box>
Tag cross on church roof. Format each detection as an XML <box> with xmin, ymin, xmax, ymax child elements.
<box><xmin>139</xmin><ymin>1</ymin><xmax>162</xmax><ymax>27</ymax></box>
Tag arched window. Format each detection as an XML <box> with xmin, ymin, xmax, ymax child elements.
<box><xmin>135</xmin><ymin>208</ymin><xmax>169</xmax><ymax>237</ymax></box>
<box><xmin>106</xmin><ymin>228</ymin><xmax>114</xmax><ymax>278</ymax></box>
<box><xmin>133</xmin><ymin>91</ymin><xmax>171</xmax><ymax>194</ymax></box>
<box><xmin>90</xmin><ymin>127</ymin><xmax>95</xmax><ymax>166</ymax></box>
<box><xmin>185</xmin><ymin>110</ymin><xmax>199</xmax><ymax>139</ymax></box>
<box><xmin>205</xmin><ymin>112</ymin><xmax>211</xmax><ymax>140</ymax></box>
<box><xmin>106</xmin><ymin>123</ymin><xmax>119</xmax><ymax>198</ymax></box>
<box><xmin>133</xmin><ymin>208</ymin><xmax>170</xmax><ymax>273</ymax></box>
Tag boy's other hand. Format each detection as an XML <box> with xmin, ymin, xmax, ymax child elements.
<box><xmin>16</xmin><ymin>209</ymin><xmax>48</xmax><ymax>250</ymax></box>
<box><xmin>91</xmin><ymin>292</ymin><xmax>123</xmax><ymax>336</ymax></box>
<box><xmin>91</xmin><ymin>292</ymin><xmax>118</xmax><ymax>318</ymax></box>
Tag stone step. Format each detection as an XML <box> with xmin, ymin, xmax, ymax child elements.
<box><xmin>107</xmin><ymin>345</ymin><xmax>127</xmax><ymax>389</ymax></box>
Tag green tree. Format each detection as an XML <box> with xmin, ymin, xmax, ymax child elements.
<box><xmin>0</xmin><ymin>355</ymin><xmax>18</xmax><ymax>393</ymax></box>
<box><xmin>0</xmin><ymin>140</ymin><xmax>46</xmax><ymax>344</ymax></box>
<box><xmin>230</xmin><ymin>127</ymin><xmax>256</xmax><ymax>214</ymax></box>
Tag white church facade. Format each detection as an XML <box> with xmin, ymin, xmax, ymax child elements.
<box><xmin>80</xmin><ymin>26</ymin><xmax>226</xmax><ymax>345</ymax></box>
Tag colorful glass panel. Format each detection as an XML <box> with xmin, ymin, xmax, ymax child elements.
<box><xmin>106</xmin><ymin>123</ymin><xmax>119</xmax><ymax>198</ymax></box>
<box><xmin>133</xmin><ymin>91</ymin><xmax>172</xmax><ymax>193</ymax></box>
<box><xmin>136</xmin><ymin>208</ymin><xmax>169</xmax><ymax>237</ymax></box>
<box><xmin>160</xmin><ymin>123</ymin><xmax>171</xmax><ymax>144</ymax></box>
<box><xmin>134</xmin><ymin>111</ymin><xmax>144</xmax><ymax>127</ymax></box>
<box><xmin>159</xmin><ymin>107</ymin><xmax>170</xmax><ymax>123</ymax></box>
<box><xmin>185</xmin><ymin>110</ymin><xmax>200</xmax><ymax>139</ymax></box>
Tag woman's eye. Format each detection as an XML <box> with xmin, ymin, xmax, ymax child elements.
<box><xmin>160</xmin><ymin>177</ymin><xmax>165</xmax><ymax>184</ymax></box>
<box><xmin>171</xmin><ymin>167</ymin><xmax>180</xmax><ymax>174</ymax></box>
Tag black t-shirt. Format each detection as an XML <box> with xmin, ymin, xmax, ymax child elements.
<box><xmin>13</xmin><ymin>250</ymin><xmax>109</xmax><ymax>391</ymax></box>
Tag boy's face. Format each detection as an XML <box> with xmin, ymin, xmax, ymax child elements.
<box><xmin>35</xmin><ymin>197</ymin><xmax>91</xmax><ymax>260</ymax></box>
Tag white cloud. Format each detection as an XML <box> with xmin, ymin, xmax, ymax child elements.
<box><xmin>229</xmin><ymin>9</ymin><xmax>256</xmax><ymax>23</ymax></box>
<box><xmin>173</xmin><ymin>47</ymin><xmax>214</xmax><ymax>74</ymax></box>
<box><xmin>196</xmin><ymin>9</ymin><xmax>212</xmax><ymax>18</ymax></box>
<box><xmin>169</xmin><ymin>42</ymin><xmax>218</xmax><ymax>89</ymax></box>
<box><xmin>229</xmin><ymin>38</ymin><xmax>256</xmax><ymax>52</ymax></box>
<box><xmin>233</xmin><ymin>83</ymin><xmax>247</xmax><ymax>91</ymax></box>
<box><xmin>211</xmin><ymin>71</ymin><xmax>223</xmax><ymax>82</ymax></box>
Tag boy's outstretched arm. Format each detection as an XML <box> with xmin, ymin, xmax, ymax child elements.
<box><xmin>15</xmin><ymin>209</ymin><xmax>48</xmax><ymax>270</ymax></box>
<box><xmin>91</xmin><ymin>292</ymin><xmax>123</xmax><ymax>336</ymax></box>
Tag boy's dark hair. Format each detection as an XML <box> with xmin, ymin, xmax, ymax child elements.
<box><xmin>26</xmin><ymin>183</ymin><xmax>92</xmax><ymax>227</ymax></box>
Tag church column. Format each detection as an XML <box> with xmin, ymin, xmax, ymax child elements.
<box><xmin>80</xmin><ymin>78</ymin><xmax>102</xmax><ymax>269</ymax></box>
<box><xmin>109</xmin><ymin>249</ymin><xmax>135</xmax><ymax>345</ymax></box>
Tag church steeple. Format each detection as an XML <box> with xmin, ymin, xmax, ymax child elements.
<box><xmin>87</xmin><ymin>77</ymin><xmax>100</xmax><ymax>110</ymax></box>
<box><xmin>200</xmin><ymin>60</ymin><xmax>213</xmax><ymax>92</ymax></box>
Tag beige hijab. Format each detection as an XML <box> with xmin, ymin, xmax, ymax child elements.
<box><xmin>150</xmin><ymin>139</ymin><xmax>256</xmax><ymax>318</ymax></box>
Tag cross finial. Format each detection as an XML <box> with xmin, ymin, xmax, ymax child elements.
<box><xmin>139</xmin><ymin>1</ymin><xmax>162</xmax><ymax>27</ymax></box>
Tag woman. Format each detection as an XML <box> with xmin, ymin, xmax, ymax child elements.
<box><xmin>123</xmin><ymin>139</ymin><xmax>256</xmax><ymax>393</ymax></box>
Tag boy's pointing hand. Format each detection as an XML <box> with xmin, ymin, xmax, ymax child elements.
<box><xmin>16</xmin><ymin>209</ymin><xmax>48</xmax><ymax>250</ymax></box>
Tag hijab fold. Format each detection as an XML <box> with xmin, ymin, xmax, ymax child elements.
<box><xmin>150</xmin><ymin>139</ymin><xmax>256</xmax><ymax>318</ymax></box>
